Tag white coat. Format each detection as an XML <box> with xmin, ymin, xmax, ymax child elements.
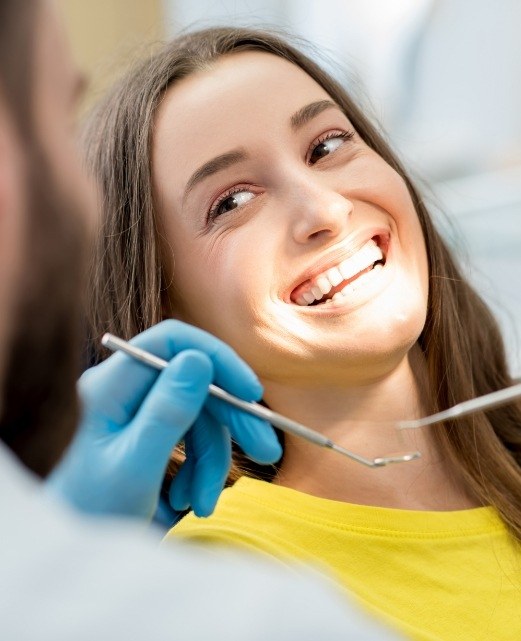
<box><xmin>0</xmin><ymin>443</ymin><xmax>401</xmax><ymax>641</ymax></box>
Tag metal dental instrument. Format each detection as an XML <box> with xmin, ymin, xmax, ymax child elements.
<box><xmin>101</xmin><ymin>333</ymin><xmax>421</xmax><ymax>468</ymax></box>
<box><xmin>397</xmin><ymin>382</ymin><xmax>521</xmax><ymax>430</ymax></box>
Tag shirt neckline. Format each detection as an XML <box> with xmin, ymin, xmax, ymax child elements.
<box><xmin>232</xmin><ymin>476</ymin><xmax>505</xmax><ymax>537</ymax></box>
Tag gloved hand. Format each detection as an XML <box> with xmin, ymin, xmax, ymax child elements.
<box><xmin>47</xmin><ymin>320</ymin><xmax>281</xmax><ymax>523</ymax></box>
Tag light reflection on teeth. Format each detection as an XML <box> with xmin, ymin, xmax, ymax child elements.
<box><xmin>334</xmin><ymin>263</ymin><xmax>383</xmax><ymax>301</ymax></box>
<box><xmin>316</xmin><ymin>275</ymin><xmax>331</xmax><ymax>295</ymax></box>
<box><xmin>327</xmin><ymin>267</ymin><xmax>343</xmax><ymax>287</ymax></box>
<box><xmin>292</xmin><ymin>238</ymin><xmax>384</xmax><ymax>307</ymax></box>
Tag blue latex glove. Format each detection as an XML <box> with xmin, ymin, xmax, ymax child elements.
<box><xmin>47</xmin><ymin>320</ymin><xmax>281</xmax><ymax>523</ymax></box>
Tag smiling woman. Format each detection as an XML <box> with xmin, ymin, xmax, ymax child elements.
<box><xmin>83</xmin><ymin>27</ymin><xmax>521</xmax><ymax>641</ymax></box>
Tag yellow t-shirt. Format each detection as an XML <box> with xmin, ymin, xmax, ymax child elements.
<box><xmin>166</xmin><ymin>477</ymin><xmax>521</xmax><ymax>641</ymax></box>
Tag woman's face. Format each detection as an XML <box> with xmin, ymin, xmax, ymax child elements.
<box><xmin>152</xmin><ymin>51</ymin><xmax>429</xmax><ymax>386</ymax></box>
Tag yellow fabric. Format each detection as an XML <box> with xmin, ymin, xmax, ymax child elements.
<box><xmin>166</xmin><ymin>477</ymin><xmax>521</xmax><ymax>641</ymax></box>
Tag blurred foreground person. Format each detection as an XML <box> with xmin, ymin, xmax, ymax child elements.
<box><xmin>0</xmin><ymin>1</ymin><xmax>403</xmax><ymax>639</ymax></box>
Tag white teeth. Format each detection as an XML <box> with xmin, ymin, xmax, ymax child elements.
<box><xmin>337</xmin><ymin>260</ymin><xmax>352</xmax><ymax>280</ymax></box>
<box><xmin>316</xmin><ymin>275</ymin><xmax>332</xmax><ymax>296</ymax></box>
<box><xmin>326</xmin><ymin>267</ymin><xmax>343</xmax><ymax>287</ymax></box>
<box><xmin>292</xmin><ymin>238</ymin><xmax>385</xmax><ymax>307</ymax></box>
<box><xmin>311</xmin><ymin>285</ymin><xmax>323</xmax><ymax>300</ymax></box>
<box><xmin>338</xmin><ymin>240</ymin><xmax>381</xmax><ymax>282</ymax></box>
<box><xmin>338</xmin><ymin>262</ymin><xmax>383</xmax><ymax>299</ymax></box>
<box><xmin>340</xmin><ymin>283</ymin><xmax>356</xmax><ymax>297</ymax></box>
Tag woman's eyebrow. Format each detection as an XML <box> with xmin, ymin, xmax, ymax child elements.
<box><xmin>290</xmin><ymin>99</ymin><xmax>342</xmax><ymax>130</ymax></box>
<box><xmin>184</xmin><ymin>149</ymin><xmax>248</xmax><ymax>200</ymax></box>
<box><xmin>183</xmin><ymin>100</ymin><xmax>341</xmax><ymax>201</ymax></box>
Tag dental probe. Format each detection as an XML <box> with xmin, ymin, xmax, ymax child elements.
<box><xmin>397</xmin><ymin>381</ymin><xmax>521</xmax><ymax>430</ymax></box>
<box><xmin>101</xmin><ymin>333</ymin><xmax>421</xmax><ymax>468</ymax></box>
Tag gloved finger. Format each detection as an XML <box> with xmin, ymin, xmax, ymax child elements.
<box><xmin>188</xmin><ymin>410</ymin><xmax>231</xmax><ymax>518</ymax></box>
<box><xmin>206</xmin><ymin>396</ymin><xmax>282</xmax><ymax>465</ymax></box>
<box><xmin>170</xmin><ymin>435</ymin><xmax>196</xmax><ymax>512</ymax></box>
<box><xmin>125</xmin><ymin>350</ymin><xmax>214</xmax><ymax>480</ymax></box>
<box><xmin>153</xmin><ymin>496</ymin><xmax>185</xmax><ymax>529</ymax></box>
<box><xmin>80</xmin><ymin>320</ymin><xmax>263</xmax><ymax>426</ymax></box>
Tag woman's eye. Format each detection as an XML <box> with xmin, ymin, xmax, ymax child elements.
<box><xmin>308</xmin><ymin>131</ymin><xmax>353</xmax><ymax>165</ymax></box>
<box><xmin>211</xmin><ymin>189</ymin><xmax>255</xmax><ymax>219</ymax></box>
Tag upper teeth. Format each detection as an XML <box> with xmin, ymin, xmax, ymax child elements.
<box><xmin>294</xmin><ymin>239</ymin><xmax>383</xmax><ymax>306</ymax></box>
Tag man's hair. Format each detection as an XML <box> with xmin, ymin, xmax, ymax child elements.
<box><xmin>83</xmin><ymin>27</ymin><xmax>521</xmax><ymax>539</ymax></box>
<box><xmin>0</xmin><ymin>0</ymin><xmax>86</xmax><ymax>477</ymax></box>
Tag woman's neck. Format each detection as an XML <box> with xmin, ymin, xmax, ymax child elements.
<box><xmin>262</xmin><ymin>346</ymin><xmax>479</xmax><ymax>511</ymax></box>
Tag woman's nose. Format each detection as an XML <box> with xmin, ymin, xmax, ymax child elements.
<box><xmin>289</xmin><ymin>178</ymin><xmax>353</xmax><ymax>245</ymax></box>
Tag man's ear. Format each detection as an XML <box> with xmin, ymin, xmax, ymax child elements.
<box><xmin>0</xmin><ymin>98</ymin><xmax>25</xmax><ymax>224</ymax></box>
<box><xmin>0</xmin><ymin>108</ymin><xmax>11</xmax><ymax>215</ymax></box>
<box><xmin>0</xmin><ymin>97</ymin><xmax>26</xmax><ymax>380</ymax></box>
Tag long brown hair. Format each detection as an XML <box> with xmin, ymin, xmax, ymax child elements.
<box><xmin>83</xmin><ymin>27</ymin><xmax>521</xmax><ymax>538</ymax></box>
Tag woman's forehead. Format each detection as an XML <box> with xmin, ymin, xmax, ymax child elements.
<box><xmin>155</xmin><ymin>51</ymin><xmax>331</xmax><ymax>139</ymax></box>
<box><xmin>152</xmin><ymin>51</ymin><xmax>334</xmax><ymax>186</ymax></box>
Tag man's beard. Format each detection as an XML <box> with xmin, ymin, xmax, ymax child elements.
<box><xmin>0</xmin><ymin>143</ymin><xmax>89</xmax><ymax>477</ymax></box>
